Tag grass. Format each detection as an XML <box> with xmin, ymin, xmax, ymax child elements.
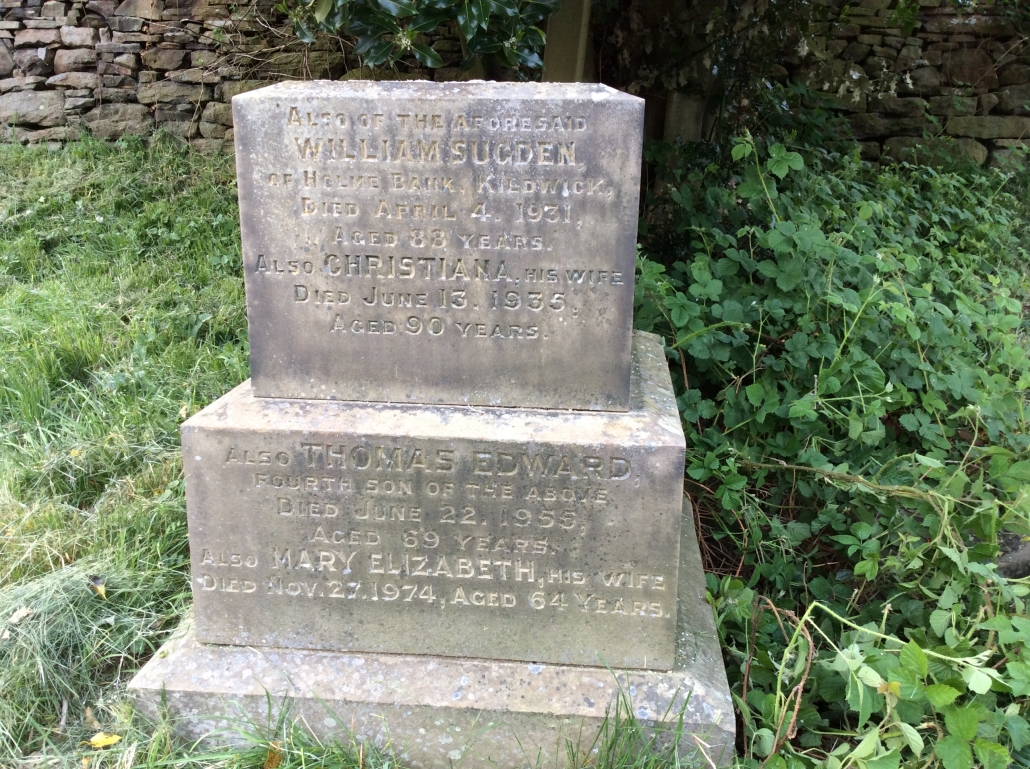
<box><xmin>0</xmin><ymin>137</ymin><xmax>702</xmax><ymax>769</ymax></box>
<box><xmin>0</xmin><ymin>135</ymin><xmax>248</xmax><ymax>764</ymax></box>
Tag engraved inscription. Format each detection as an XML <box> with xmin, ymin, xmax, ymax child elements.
<box><xmin>196</xmin><ymin>441</ymin><xmax>670</xmax><ymax>620</ymax></box>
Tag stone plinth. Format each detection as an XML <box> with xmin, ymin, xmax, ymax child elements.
<box><xmin>233</xmin><ymin>81</ymin><xmax>644</xmax><ymax>410</ymax></box>
<box><xmin>129</xmin><ymin>509</ymin><xmax>735</xmax><ymax>769</ymax></box>
<box><xmin>181</xmin><ymin>332</ymin><xmax>684</xmax><ymax>670</ymax></box>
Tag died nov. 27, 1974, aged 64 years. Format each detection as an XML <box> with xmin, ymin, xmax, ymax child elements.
<box><xmin>234</xmin><ymin>80</ymin><xmax>645</xmax><ymax>410</ymax></box>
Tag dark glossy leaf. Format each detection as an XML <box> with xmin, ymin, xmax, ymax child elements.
<box><xmin>362</xmin><ymin>38</ymin><xmax>395</xmax><ymax>66</ymax></box>
<box><xmin>311</xmin><ymin>0</ymin><xmax>332</xmax><ymax>24</ymax></box>
<box><xmin>489</xmin><ymin>0</ymin><xmax>518</xmax><ymax>17</ymax></box>
<box><xmin>411</xmin><ymin>42</ymin><xmax>445</xmax><ymax>67</ymax></box>
<box><xmin>471</xmin><ymin>0</ymin><xmax>489</xmax><ymax>28</ymax></box>
<box><xmin>515</xmin><ymin>48</ymin><xmax>542</xmax><ymax>68</ymax></box>
<box><xmin>456</xmin><ymin>1</ymin><xmax>475</xmax><ymax>39</ymax></box>
<box><xmin>407</xmin><ymin>12</ymin><xmax>445</xmax><ymax>33</ymax></box>
<box><xmin>374</xmin><ymin>0</ymin><xmax>417</xmax><ymax>17</ymax></box>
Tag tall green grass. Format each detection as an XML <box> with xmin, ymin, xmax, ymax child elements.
<box><xmin>0</xmin><ymin>136</ymin><xmax>247</xmax><ymax>762</ymax></box>
<box><xmin>0</xmin><ymin>138</ymin><xmax>700</xmax><ymax>769</ymax></box>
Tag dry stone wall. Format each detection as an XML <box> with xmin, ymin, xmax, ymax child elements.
<box><xmin>790</xmin><ymin>0</ymin><xmax>1029</xmax><ymax>168</ymax></box>
<box><xmin>0</xmin><ymin>0</ymin><xmax>463</xmax><ymax>149</ymax></box>
<box><xmin>1</xmin><ymin>0</ymin><xmax>1028</xmax><ymax>165</ymax></box>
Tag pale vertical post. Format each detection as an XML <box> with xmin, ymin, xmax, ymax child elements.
<box><xmin>542</xmin><ymin>0</ymin><xmax>592</xmax><ymax>82</ymax></box>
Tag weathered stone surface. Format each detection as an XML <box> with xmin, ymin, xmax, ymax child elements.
<box><xmin>167</xmin><ymin>66</ymin><xmax>219</xmax><ymax>83</ymax></box>
<box><xmin>217</xmin><ymin>78</ymin><xmax>266</xmax><ymax>100</ymax></box>
<box><xmin>137</xmin><ymin>79</ymin><xmax>209</xmax><ymax>102</ymax></box>
<box><xmin>95</xmin><ymin>41</ymin><xmax>140</xmax><ymax>53</ymax></box>
<box><xmin>201</xmin><ymin>99</ymin><xmax>231</xmax><ymax>125</ymax></box>
<box><xmin>946</xmin><ymin>115</ymin><xmax>1030</xmax><ymax>139</ymax></box>
<box><xmin>882</xmin><ymin>135</ymin><xmax>987</xmax><ymax>166</ymax></box>
<box><xmin>997</xmin><ymin>85</ymin><xmax>1030</xmax><ymax>115</ymax></box>
<box><xmin>98</xmin><ymin>60</ymin><xmax>134</xmax><ymax>76</ymax></box>
<box><xmin>190</xmin><ymin>49</ymin><xmax>216</xmax><ymax>67</ymax></box>
<box><xmin>114</xmin><ymin>0</ymin><xmax>163</xmax><ymax>19</ymax></box>
<box><xmin>81</xmin><ymin>100</ymin><xmax>150</xmax><ymax>136</ymax></box>
<box><xmin>86</xmin><ymin>0</ymin><xmax>117</xmax><ymax>16</ymax></box>
<box><xmin>140</xmin><ymin>45</ymin><xmax>184</xmax><ymax>69</ymax></box>
<box><xmin>234</xmin><ymin>81</ymin><xmax>644</xmax><ymax>410</ymax></box>
<box><xmin>0</xmin><ymin>43</ymin><xmax>13</xmax><ymax>78</ymax></box>
<box><xmin>848</xmin><ymin>112</ymin><xmax>932</xmax><ymax>139</ymax></box>
<box><xmin>59</xmin><ymin>25</ymin><xmax>99</xmax><ymax>45</ymax></box>
<box><xmin>90</xmin><ymin>86</ymin><xmax>134</xmax><ymax>102</ymax></box>
<box><xmin>190</xmin><ymin>136</ymin><xmax>227</xmax><ymax>155</ymax></box>
<box><xmin>23</xmin><ymin>19</ymin><xmax>64</xmax><ymax>29</ymax></box>
<box><xmin>904</xmin><ymin>65</ymin><xmax>941</xmax><ymax>93</ymax></box>
<box><xmin>13</xmin><ymin>48</ymin><xmax>55</xmax><ymax>76</ymax></box>
<box><xmin>103</xmin><ymin>73</ymin><xmax>136</xmax><ymax>87</ymax></box>
<box><xmin>53</xmin><ymin>47</ymin><xmax>96</xmax><ymax>72</ymax></box>
<box><xmin>108</xmin><ymin>15</ymin><xmax>145</xmax><ymax>31</ymax></box>
<box><xmin>65</xmin><ymin>95</ymin><xmax>95</xmax><ymax>110</ymax></box>
<box><xmin>927</xmin><ymin>93</ymin><xmax>976</xmax><ymax>116</ymax></box>
<box><xmin>868</xmin><ymin>95</ymin><xmax>927</xmax><ymax>116</ymax></box>
<box><xmin>13</xmin><ymin>123</ymin><xmax>79</xmax><ymax>141</ymax></box>
<box><xmin>111</xmin><ymin>31</ymin><xmax>160</xmax><ymax>42</ymax></box>
<box><xmin>181</xmin><ymin>333</ymin><xmax>682</xmax><ymax>668</ymax></box>
<box><xmin>39</xmin><ymin>0</ymin><xmax>68</xmax><ymax>18</ymax></box>
<box><xmin>942</xmin><ymin>48</ymin><xmax>997</xmax><ymax>91</ymax></box>
<box><xmin>923</xmin><ymin>15</ymin><xmax>1015</xmax><ymax>37</ymax></box>
<box><xmin>1000</xmin><ymin>64</ymin><xmax>1030</xmax><ymax>87</ymax></box>
<box><xmin>199</xmin><ymin>119</ymin><xmax>226</xmax><ymax>137</ymax></box>
<box><xmin>160</xmin><ymin>118</ymin><xmax>198</xmax><ymax>137</ymax></box>
<box><xmin>0</xmin><ymin>76</ymin><xmax>46</xmax><ymax>94</ymax></box>
<box><xmin>131</xmin><ymin>504</ymin><xmax>734</xmax><ymax>769</ymax></box>
<box><xmin>113</xmin><ymin>52</ymin><xmax>138</xmax><ymax>68</ymax></box>
<box><xmin>14</xmin><ymin>28</ymin><xmax>61</xmax><ymax>47</ymax></box>
<box><xmin>47</xmin><ymin>71</ymin><xmax>99</xmax><ymax>88</ymax></box>
<box><xmin>0</xmin><ymin>87</ymin><xmax>64</xmax><ymax>125</ymax></box>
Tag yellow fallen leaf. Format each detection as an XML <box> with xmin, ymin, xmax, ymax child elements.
<box><xmin>263</xmin><ymin>741</ymin><xmax>284</xmax><ymax>769</ymax></box>
<box><xmin>88</xmin><ymin>732</ymin><xmax>121</xmax><ymax>749</ymax></box>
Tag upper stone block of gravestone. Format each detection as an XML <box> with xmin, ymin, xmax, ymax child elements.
<box><xmin>233</xmin><ymin>81</ymin><xmax>644</xmax><ymax>410</ymax></box>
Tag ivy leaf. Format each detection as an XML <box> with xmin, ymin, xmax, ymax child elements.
<box><xmin>924</xmin><ymin>684</ymin><xmax>960</xmax><ymax>709</ymax></box>
<box><xmin>944</xmin><ymin>706</ymin><xmax>981</xmax><ymax>741</ymax></box>
<box><xmin>973</xmin><ymin>739</ymin><xmax>1010</xmax><ymax>769</ymax></box>
<box><xmin>935</xmin><ymin>735</ymin><xmax>973</xmax><ymax>769</ymax></box>
<box><xmin>899</xmin><ymin>641</ymin><xmax>928</xmax><ymax>678</ymax></box>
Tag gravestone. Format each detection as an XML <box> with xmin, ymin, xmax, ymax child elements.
<box><xmin>129</xmin><ymin>81</ymin><xmax>734</xmax><ymax>768</ymax></box>
<box><xmin>237</xmin><ymin>81</ymin><xmax>640</xmax><ymax>410</ymax></box>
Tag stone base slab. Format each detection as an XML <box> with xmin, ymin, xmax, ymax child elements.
<box><xmin>129</xmin><ymin>507</ymin><xmax>735</xmax><ymax>768</ymax></box>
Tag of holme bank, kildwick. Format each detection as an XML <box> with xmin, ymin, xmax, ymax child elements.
<box><xmin>128</xmin><ymin>80</ymin><xmax>735</xmax><ymax>768</ymax></box>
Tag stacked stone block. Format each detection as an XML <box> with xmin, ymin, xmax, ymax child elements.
<box><xmin>0</xmin><ymin>0</ymin><xmax>463</xmax><ymax>149</ymax></box>
<box><xmin>789</xmin><ymin>0</ymin><xmax>1030</xmax><ymax>168</ymax></box>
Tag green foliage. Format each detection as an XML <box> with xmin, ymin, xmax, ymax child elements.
<box><xmin>280</xmin><ymin>0</ymin><xmax>557</xmax><ymax>72</ymax></box>
<box><xmin>636</xmin><ymin>126</ymin><xmax>1030</xmax><ymax>769</ymax></box>
<box><xmin>0</xmin><ymin>135</ymin><xmax>247</xmax><ymax>759</ymax></box>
